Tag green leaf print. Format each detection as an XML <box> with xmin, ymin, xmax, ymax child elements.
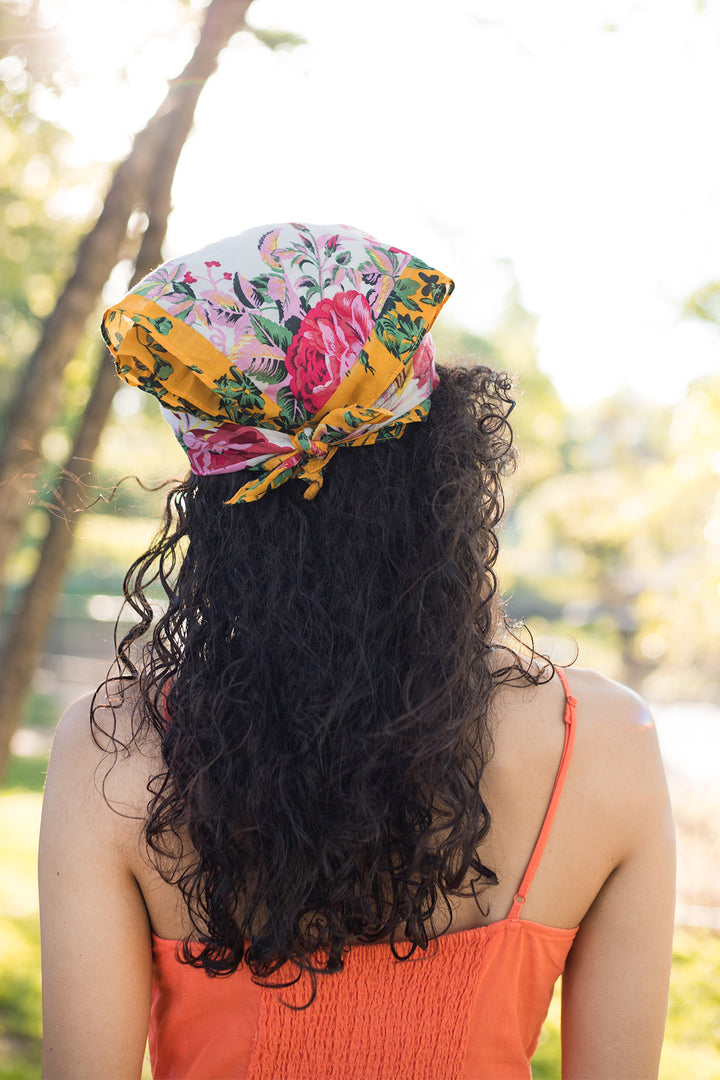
<box><xmin>391</xmin><ymin>277</ymin><xmax>422</xmax><ymax>313</ymax></box>
<box><xmin>357</xmin><ymin>349</ymin><xmax>375</xmax><ymax>375</ymax></box>
<box><xmin>375</xmin><ymin>312</ymin><xmax>425</xmax><ymax>360</ymax></box>
<box><xmin>137</xmin><ymin>370</ymin><xmax>169</xmax><ymax>399</ymax></box>
<box><xmin>246</xmin><ymin>356</ymin><xmax>289</xmax><ymax>384</ymax></box>
<box><xmin>367</xmin><ymin>249</ymin><xmax>393</xmax><ymax>274</ymax></box>
<box><xmin>251</xmin><ymin>274</ymin><xmax>271</xmax><ymax>295</ymax></box>
<box><xmin>342</xmin><ymin>407</ymin><xmax>375</xmax><ymax>430</ymax></box>
<box><xmin>394</xmin><ymin>277</ymin><xmax>420</xmax><ymax>301</ymax></box>
<box><xmin>233</xmin><ymin>273</ymin><xmax>262</xmax><ymax>309</ymax></box>
<box><xmin>173</xmin><ymin>281</ymin><xmax>197</xmax><ymax>300</ymax></box>
<box><xmin>151</xmin><ymin>356</ymin><xmax>175</xmax><ymax>381</ymax></box>
<box><xmin>418</xmin><ymin>272</ymin><xmax>448</xmax><ymax>305</ymax></box>
<box><xmin>149</xmin><ymin>316</ymin><xmax>173</xmax><ymax>336</ymax></box>
<box><xmin>213</xmin><ymin>369</ymin><xmax>266</xmax><ymax>423</ymax></box>
<box><xmin>406</xmin><ymin>256</ymin><xmax>432</xmax><ymax>271</ymax></box>
<box><xmin>249</xmin><ymin>314</ymin><xmax>293</xmax><ymax>352</ymax></box>
<box><xmin>277</xmin><ymin>385</ymin><xmax>309</xmax><ymax>428</ymax></box>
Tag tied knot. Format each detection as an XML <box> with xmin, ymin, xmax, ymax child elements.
<box><xmin>225</xmin><ymin>404</ymin><xmax>398</xmax><ymax>504</ymax></box>
<box><xmin>293</xmin><ymin>426</ymin><xmax>331</xmax><ymax>460</ymax></box>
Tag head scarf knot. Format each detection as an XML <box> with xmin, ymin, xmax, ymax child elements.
<box><xmin>230</xmin><ymin>403</ymin><xmax>396</xmax><ymax>503</ymax></box>
<box><xmin>101</xmin><ymin>223</ymin><xmax>454</xmax><ymax>503</ymax></box>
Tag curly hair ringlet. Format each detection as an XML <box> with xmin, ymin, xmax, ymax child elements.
<box><xmin>91</xmin><ymin>363</ymin><xmax>552</xmax><ymax>1002</ymax></box>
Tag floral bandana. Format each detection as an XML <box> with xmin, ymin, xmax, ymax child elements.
<box><xmin>101</xmin><ymin>223</ymin><xmax>454</xmax><ymax>503</ymax></box>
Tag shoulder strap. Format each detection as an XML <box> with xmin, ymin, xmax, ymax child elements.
<box><xmin>508</xmin><ymin>666</ymin><xmax>577</xmax><ymax>920</ymax></box>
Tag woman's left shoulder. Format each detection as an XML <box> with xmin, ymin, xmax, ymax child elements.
<box><xmin>44</xmin><ymin>682</ymin><xmax>159</xmax><ymax>843</ymax></box>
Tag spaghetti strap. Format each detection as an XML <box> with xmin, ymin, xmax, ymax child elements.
<box><xmin>507</xmin><ymin>667</ymin><xmax>578</xmax><ymax>920</ymax></box>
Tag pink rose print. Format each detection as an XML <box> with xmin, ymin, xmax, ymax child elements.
<box><xmin>285</xmin><ymin>291</ymin><xmax>374</xmax><ymax>413</ymax></box>
<box><xmin>411</xmin><ymin>335</ymin><xmax>438</xmax><ymax>391</ymax></box>
<box><xmin>183</xmin><ymin>424</ymin><xmax>287</xmax><ymax>475</ymax></box>
<box><xmin>183</xmin><ymin>271</ymin><xmax>197</xmax><ymax>284</ymax></box>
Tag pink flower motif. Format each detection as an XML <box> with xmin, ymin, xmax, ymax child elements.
<box><xmin>183</xmin><ymin>424</ymin><xmax>288</xmax><ymax>475</ymax></box>
<box><xmin>184</xmin><ymin>272</ymin><xmax>197</xmax><ymax>284</ymax></box>
<box><xmin>411</xmin><ymin>335</ymin><xmax>438</xmax><ymax>391</ymax></box>
<box><xmin>205</xmin><ymin>260</ymin><xmax>221</xmax><ymax>267</ymax></box>
<box><xmin>284</xmin><ymin>291</ymin><xmax>374</xmax><ymax>413</ymax></box>
<box><xmin>259</xmin><ymin>228</ymin><xmax>282</xmax><ymax>268</ymax></box>
<box><xmin>223</xmin><ymin>272</ymin><xmax>232</xmax><ymax>280</ymax></box>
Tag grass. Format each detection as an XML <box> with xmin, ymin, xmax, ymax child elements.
<box><xmin>530</xmin><ymin>934</ymin><xmax>720</xmax><ymax>1079</ymax></box>
<box><xmin>2</xmin><ymin>755</ymin><xmax>47</xmax><ymax>794</ymax></box>
<box><xmin>0</xmin><ymin>790</ymin><xmax>42</xmax><ymax>1080</ymax></box>
<box><xmin>2</xmin><ymin>768</ymin><xmax>719</xmax><ymax>1080</ymax></box>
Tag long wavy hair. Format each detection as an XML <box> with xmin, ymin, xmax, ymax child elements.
<box><xmin>93</xmin><ymin>363</ymin><xmax>548</xmax><ymax>990</ymax></box>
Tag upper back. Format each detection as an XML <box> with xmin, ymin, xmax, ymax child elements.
<box><xmin>99</xmin><ymin>664</ymin><xmax>656</xmax><ymax>940</ymax></box>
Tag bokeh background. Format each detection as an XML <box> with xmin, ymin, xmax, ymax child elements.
<box><xmin>1</xmin><ymin>0</ymin><xmax>719</xmax><ymax>1076</ymax></box>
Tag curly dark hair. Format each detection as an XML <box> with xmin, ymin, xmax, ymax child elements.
<box><xmin>93</xmin><ymin>363</ymin><xmax>548</xmax><ymax>991</ymax></box>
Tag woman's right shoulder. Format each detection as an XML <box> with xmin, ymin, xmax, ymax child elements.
<box><xmin>563</xmin><ymin>666</ymin><xmax>663</xmax><ymax>770</ymax></box>
<box><xmin>498</xmin><ymin>663</ymin><xmax>670</xmax><ymax>843</ymax></box>
<box><xmin>496</xmin><ymin>662</ymin><xmax>659</xmax><ymax>759</ymax></box>
<box><xmin>563</xmin><ymin>665</ymin><xmax>653</xmax><ymax>730</ymax></box>
<box><xmin>558</xmin><ymin>668</ymin><xmax>675</xmax><ymax>1078</ymax></box>
<box><xmin>560</xmin><ymin>667</ymin><xmax>671</xmax><ymax>855</ymax></box>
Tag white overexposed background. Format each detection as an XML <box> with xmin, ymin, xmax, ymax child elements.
<box><xmin>26</xmin><ymin>0</ymin><xmax>720</xmax><ymax>405</ymax></box>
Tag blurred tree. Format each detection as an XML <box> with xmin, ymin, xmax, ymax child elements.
<box><xmin>434</xmin><ymin>286</ymin><xmax>567</xmax><ymax>493</ymax></box>
<box><xmin>0</xmin><ymin>0</ymin><xmax>253</xmax><ymax>614</ymax></box>
<box><xmin>0</xmin><ymin>5</ymin><xmax>86</xmax><ymax>411</ymax></box>
<box><xmin>504</xmin><ymin>377</ymin><xmax>720</xmax><ymax>698</ymax></box>
<box><xmin>0</xmin><ymin>0</ymin><xmax>254</xmax><ymax>778</ymax></box>
<box><xmin>433</xmin><ymin>285</ymin><xmax>719</xmax><ymax>698</ymax></box>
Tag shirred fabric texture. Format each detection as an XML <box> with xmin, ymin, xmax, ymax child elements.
<box><xmin>148</xmin><ymin>675</ymin><xmax>579</xmax><ymax>1080</ymax></box>
<box><xmin>150</xmin><ymin>920</ymin><xmax>576</xmax><ymax>1080</ymax></box>
<box><xmin>101</xmin><ymin>223</ymin><xmax>454</xmax><ymax>503</ymax></box>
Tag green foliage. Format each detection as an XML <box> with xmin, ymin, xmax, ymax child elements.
<box><xmin>1</xmin><ymin>755</ymin><xmax>46</xmax><ymax>794</ymax></box>
<box><xmin>531</xmin><ymin>929</ymin><xmax>720</xmax><ymax>1078</ymax></box>
<box><xmin>0</xmin><ymin>5</ymin><xmax>103</xmax><ymax>418</ymax></box>
<box><xmin>435</xmin><ymin>286</ymin><xmax>720</xmax><ymax>699</ymax></box>
<box><xmin>0</xmin><ymin>915</ymin><xmax>42</xmax><ymax>1080</ymax></box>
<box><xmin>0</xmin><ymin>792</ymin><xmax>42</xmax><ymax>1078</ymax></box>
<box><xmin>684</xmin><ymin>282</ymin><xmax>720</xmax><ymax>325</ymax></box>
<box><xmin>0</xmin><ymin>786</ymin><xmax>716</xmax><ymax>1079</ymax></box>
<box><xmin>531</xmin><ymin>979</ymin><xmax>562</xmax><ymax>1077</ymax></box>
<box><xmin>662</xmin><ymin>928</ymin><xmax>720</xmax><ymax>1078</ymax></box>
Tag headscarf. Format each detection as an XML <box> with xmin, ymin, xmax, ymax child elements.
<box><xmin>101</xmin><ymin>222</ymin><xmax>454</xmax><ymax>503</ymax></box>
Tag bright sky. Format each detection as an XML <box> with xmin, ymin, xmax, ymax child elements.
<box><xmin>28</xmin><ymin>0</ymin><xmax>720</xmax><ymax>405</ymax></box>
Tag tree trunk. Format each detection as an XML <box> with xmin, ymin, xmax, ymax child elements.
<box><xmin>0</xmin><ymin>0</ymin><xmax>253</xmax><ymax>778</ymax></box>
<box><xmin>0</xmin><ymin>0</ymin><xmax>252</xmax><ymax>613</ymax></box>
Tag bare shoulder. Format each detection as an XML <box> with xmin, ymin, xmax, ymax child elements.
<box><xmin>494</xmin><ymin>664</ymin><xmax>669</xmax><ymax>831</ymax></box>
<box><xmin>561</xmin><ymin>667</ymin><xmax>671</xmax><ymax>849</ymax></box>
<box><xmin>45</xmin><ymin>682</ymin><xmax>160</xmax><ymax>842</ymax></box>
<box><xmin>563</xmin><ymin>666</ymin><xmax>663</xmax><ymax>771</ymax></box>
<box><xmin>563</xmin><ymin>665</ymin><xmax>653</xmax><ymax>730</ymax></box>
<box><xmin>40</xmin><ymin>686</ymin><xmax>156</xmax><ymax>1080</ymax></box>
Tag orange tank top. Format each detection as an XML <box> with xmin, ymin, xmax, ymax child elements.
<box><xmin>149</xmin><ymin>669</ymin><xmax>579</xmax><ymax>1080</ymax></box>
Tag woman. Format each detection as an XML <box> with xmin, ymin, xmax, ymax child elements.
<box><xmin>39</xmin><ymin>223</ymin><xmax>675</xmax><ymax>1080</ymax></box>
